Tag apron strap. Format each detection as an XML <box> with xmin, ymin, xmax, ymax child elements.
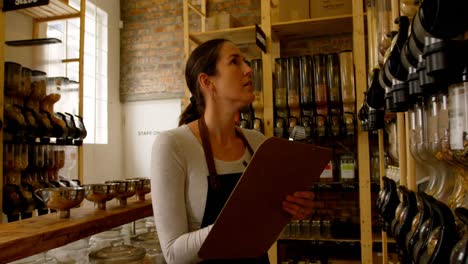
<box><xmin>198</xmin><ymin>116</ymin><xmax>254</xmax><ymax>189</ymax></box>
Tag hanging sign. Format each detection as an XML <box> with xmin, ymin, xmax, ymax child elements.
<box><xmin>3</xmin><ymin>0</ymin><xmax>49</xmax><ymax>12</ymax></box>
<box><xmin>255</xmin><ymin>24</ymin><xmax>266</xmax><ymax>53</ymax></box>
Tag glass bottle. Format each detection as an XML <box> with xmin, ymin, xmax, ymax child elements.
<box><xmin>312</xmin><ymin>54</ymin><xmax>328</xmax><ymax>142</ymax></box>
<box><xmin>251</xmin><ymin>59</ymin><xmax>264</xmax><ymax>128</ymax></box>
<box><xmin>275</xmin><ymin>58</ymin><xmax>288</xmax><ymax>137</ymax></box>
<box><xmin>287</xmin><ymin>57</ymin><xmax>301</xmax><ymax>120</ymax></box>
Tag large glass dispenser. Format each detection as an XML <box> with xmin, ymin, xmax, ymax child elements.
<box><xmin>275</xmin><ymin>58</ymin><xmax>288</xmax><ymax>138</ymax></box>
<box><xmin>251</xmin><ymin>59</ymin><xmax>264</xmax><ymax>133</ymax></box>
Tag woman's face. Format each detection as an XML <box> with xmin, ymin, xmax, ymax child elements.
<box><xmin>209</xmin><ymin>42</ymin><xmax>254</xmax><ymax>109</ymax></box>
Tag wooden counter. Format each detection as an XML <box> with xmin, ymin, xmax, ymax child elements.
<box><xmin>0</xmin><ymin>198</ymin><xmax>153</xmax><ymax>264</ymax></box>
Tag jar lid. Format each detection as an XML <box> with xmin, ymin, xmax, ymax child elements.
<box><xmin>90</xmin><ymin>245</ymin><xmax>146</xmax><ymax>261</ymax></box>
<box><xmin>131</xmin><ymin>231</ymin><xmax>161</xmax><ymax>250</ymax></box>
<box><xmin>132</xmin><ymin>231</ymin><xmax>159</xmax><ymax>243</ymax></box>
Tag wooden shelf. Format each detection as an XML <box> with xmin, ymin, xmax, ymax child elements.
<box><xmin>16</xmin><ymin>0</ymin><xmax>80</xmax><ymax>21</ymax></box>
<box><xmin>5</xmin><ymin>37</ymin><xmax>62</xmax><ymax>46</ymax></box>
<box><xmin>0</xmin><ymin>198</ymin><xmax>153</xmax><ymax>263</ymax></box>
<box><xmin>278</xmin><ymin>232</ymin><xmax>396</xmax><ymax>243</ymax></box>
<box><xmin>272</xmin><ymin>15</ymin><xmax>354</xmax><ymax>40</ymax></box>
<box><xmin>189</xmin><ymin>25</ymin><xmax>256</xmax><ymax>45</ymax></box>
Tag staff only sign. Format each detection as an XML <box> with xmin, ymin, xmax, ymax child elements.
<box><xmin>3</xmin><ymin>0</ymin><xmax>49</xmax><ymax>12</ymax></box>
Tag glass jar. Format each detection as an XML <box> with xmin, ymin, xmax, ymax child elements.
<box><xmin>312</xmin><ymin>54</ymin><xmax>327</xmax><ymax>108</ymax></box>
<box><xmin>326</xmin><ymin>53</ymin><xmax>341</xmax><ymax>113</ymax></box>
<box><xmin>251</xmin><ymin>59</ymin><xmax>264</xmax><ymax>120</ymax></box>
<box><xmin>287</xmin><ymin>57</ymin><xmax>301</xmax><ymax>119</ymax></box>
<box><xmin>89</xmin><ymin>245</ymin><xmax>146</xmax><ymax>264</ymax></box>
<box><xmin>299</xmin><ymin>56</ymin><xmax>313</xmax><ymax>118</ymax></box>
<box><xmin>8</xmin><ymin>253</ymin><xmax>52</xmax><ymax>264</ymax></box>
<box><xmin>274</xmin><ymin>58</ymin><xmax>288</xmax><ymax>111</ymax></box>
<box><xmin>340</xmin><ymin>154</ymin><xmax>356</xmax><ymax>182</ymax></box>
<box><xmin>338</xmin><ymin>51</ymin><xmax>355</xmax><ymax>113</ymax></box>
<box><xmin>131</xmin><ymin>231</ymin><xmax>165</xmax><ymax>264</ymax></box>
<box><xmin>5</xmin><ymin>61</ymin><xmax>22</xmax><ymax>97</ymax></box>
<box><xmin>47</xmin><ymin>238</ymin><xmax>90</xmax><ymax>264</ymax></box>
<box><xmin>89</xmin><ymin>227</ymin><xmax>128</xmax><ymax>254</ymax></box>
<box><xmin>31</xmin><ymin>70</ymin><xmax>47</xmax><ymax>101</ymax></box>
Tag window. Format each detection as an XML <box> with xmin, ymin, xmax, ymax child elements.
<box><xmin>46</xmin><ymin>0</ymin><xmax>108</xmax><ymax>144</ymax></box>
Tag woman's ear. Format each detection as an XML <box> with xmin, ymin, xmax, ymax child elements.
<box><xmin>198</xmin><ymin>73</ymin><xmax>212</xmax><ymax>90</ymax></box>
<box><xmin>198</xmin><ymin>73</ymin><xmax>216</xmax><ymax>98</ymax></box>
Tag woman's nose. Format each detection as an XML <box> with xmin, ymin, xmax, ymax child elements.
<box><xmin>243</xmin><ymin>63</ymin><xmax>253</xmax><ymax>76</ymax></box>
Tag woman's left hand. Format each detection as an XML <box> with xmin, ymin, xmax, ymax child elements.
<box><xmin>282</xmin><ymin>191</ymin><xmax>315</xmax><ymax>220</ymax></box>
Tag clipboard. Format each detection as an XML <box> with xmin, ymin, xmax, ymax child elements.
<box><xmin>198</xmin><ymin>137</ymin><xmax>332</xmax><ymax>259</ymax></box>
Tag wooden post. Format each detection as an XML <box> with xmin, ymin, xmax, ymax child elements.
<box><xmin>78</xmin><ymin>0</ymin><xmax>86</xmax><ymax>184</ymax></box>
<box><xmin>406</xmin><ymin>112</ymin><xmax>416</xmax><ymax>190</ymax></box>
<box><xmin>0</xmin><ymin>0</ymin><xmax>4</xmax><ymax>223</ymax></box>
<box><xmin>353</xmin><ymin>0</ymin><xmax>373</xmax><ymax>263</ymax></box>
<box><xmin>261</xmin><ymin>0</ymin><xmax>275</xmax><ymax>138</ymax></box>
<box><xmin>182</xmin><ymin>0</ymin><xmax>190</xmax><ymax>108</ymax></box>
<box><xmin>378</xmin><ymin>129</ymin><xmax>388</xmax><ymax>264</ymax></box>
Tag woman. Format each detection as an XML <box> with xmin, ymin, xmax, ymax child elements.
<box><xmin>151</xmin><ymin>38</ymin><xmax>315</xmax><ymax>264</ymax></box>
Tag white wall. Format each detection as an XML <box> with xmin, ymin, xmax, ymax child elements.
<box><xmin>5</xmin><ymin>12</ymin><xmax>34</xmax><ymax>68</ymax></box>
<box><xmin>82</xmin><ymin>0</ymin><xmax>124</xmax><ymax>184</ymax></box>
<box><xmin>122</xmin><ymin>99</ymin><xmax>181</xmax><ymax>179</ymax></box>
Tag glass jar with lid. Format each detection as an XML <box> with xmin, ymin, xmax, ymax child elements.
<box><xmin>89</xmin><ymin>227</ymin><xmax>128</xmax><ymax>254</ymax></box>
<box><xmin>8</xmin><ymin>253</ymin><xmax>54</xmax><ymax>264</ymax></box>
<box><xmin>89</xmin><ymin>245</ymin><xmax>146</xmax><ymax>264</ymax></box>
<box><xmin>47</xmin><ymin>238</ymin><xmax>90</xmax><ymax>264</ymax></box>
<box><xmin>131</xmin><ymin>231</ymin><xmax>165</xmax><ymax>264</ymax></box>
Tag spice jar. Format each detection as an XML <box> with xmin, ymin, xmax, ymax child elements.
<box><xmin>89</xmin><ymin>245</ymin><xmax>146</xmax><ymax>264</ymax></box>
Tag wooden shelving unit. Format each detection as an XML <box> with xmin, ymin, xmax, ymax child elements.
<box><xmin>272</xmin><ymin>15</ymin><xmax>354</xmax><ymax>39</ymax></box>
<box><xmin>17</xmin><ymin>0</ymin><xmax>80</xmax><ymax>21</ymax></box>
<box><xmin>0</xmin><ymin>199</ymin><xmax>153</xmax><ymax>263</ymax></box>
<box><xmin>0</xmin><ymin>0</ymin><xmax>86</xmax><ymax>244</ymax></box>
<box><xmin>190</xmin><ymin>25</ymin><xmax>256</xmax><ymax>45</ymax></box>
<box><xmin>183</xmin><ymin>1</ymin><xmax>372</xmax><ymax>263</ymax></box>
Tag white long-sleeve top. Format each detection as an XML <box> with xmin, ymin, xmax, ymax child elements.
<box><xmin>150</xmin><ymin>125</ymin><xmax>266</xmax><ymax>264</ymax></box>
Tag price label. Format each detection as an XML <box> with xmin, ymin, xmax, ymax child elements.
<box><xmin>3</xmin><ymin>0</ymin><xmax>50</xmax><ymax>12</ymax></box>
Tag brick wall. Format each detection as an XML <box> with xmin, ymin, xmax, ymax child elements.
<box><xmin>120</xmin><ymin>0</ymin><xmax>260</xmax><ymax>102</ymax></box>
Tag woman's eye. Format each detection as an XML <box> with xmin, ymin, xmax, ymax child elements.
<box><xmin>231</xmin><ymin>59</ymin><xmax>238</xmax><ymax>65</ymax></box>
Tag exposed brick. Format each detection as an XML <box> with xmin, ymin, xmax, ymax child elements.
<box><xmin>120</xmin><ymin>0</ymin><xmax>260</xmax><ymax>102</ymax></box>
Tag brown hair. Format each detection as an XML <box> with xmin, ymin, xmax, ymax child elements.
<box><xmin>178</xmin><ymin>38</ymin><xmax>230</xmax><ymax>126</ymax></box>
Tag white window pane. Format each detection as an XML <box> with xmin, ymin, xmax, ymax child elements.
<box><xmin>96</xmin><ymin>76</ymin><xmax>107</xmax><ymax>101</ymax></box>
<box><xmin>97</xmin><ymin>8</ymin><xmax>108</xmax><ymax>27</ymax></box>
<box><xmin>95</xmin><ymin>127</ymin><xmax>107</xmax><ymax>144</ymax></box>
<box><xmin>69</xmin><ymin>0</ymin><xmax>80</xmax><ymax>11</ymax></box>
<box><xmin>55</xmin><ymin>81</ymin><xmax>79</xmax><ymax>115</ymax></box>
<box><xmin>85</xmin><ymin>32</ymin><xmax>96</xmax><ymax>53</ymax></box>
<box><xmin>45</xmin><ymin>1</ymin><xmax>108</xmax><ymax>145</ymax></box>
<box><xmin>67</xmin><ymin>62</ymin><xmax>80</xmax><ymax>83</ymax></box>
<box><xmin>83</xmin><ymin>96</ymin><xmax>95</xmax><ymax>144</ymax></box>
<box><xmin>97</xmin><ymin>25</ymin><xmax>108</xmax><ymax>52</ymax></box>
<box><xmin>83</xmin><ymin>75</ymin><xmax>95</xmax><ymax>97</ymax></box>
<box><xmin>86</xmin><ymin>1</ymin><xmax>96</xmax><ymax>19</ymax></box>
<box><xmin>97</xmin><ymin>50</ymin><xmax>107</xmax><ymax>75</ymax></box>
<box><xmin>96</xmin><ymin>99</ymin><xmax>107</xmax><ymax>129</ymax></box>
<box><xmin>84</xmin><ymin>53</ymin><xmax>96</xmax><ymax>76</ymax></box>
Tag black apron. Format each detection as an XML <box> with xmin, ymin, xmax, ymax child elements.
<box><xmin>198</xmin><ymin>116</ymin><xmax>270</xmax><ymax>264</ymax></box>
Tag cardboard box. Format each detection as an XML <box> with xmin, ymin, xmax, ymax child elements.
<box><xmin>206</xmin><ymin>12</ymin><xmax>233</xmax><ymax>31</ymax></box>
<box><xmin>310</xmin><ymin>0</ymin><xmax>352</xmax><ymax>19</ymax></box>
<box><xmin>278</xmin><ymin>0</ymin><xmax>309</xmax><ymax>22</ymax></box>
